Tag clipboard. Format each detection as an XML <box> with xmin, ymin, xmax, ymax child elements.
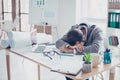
<box><xmin>51</xmin><ymin>68</ymin><xmax>82</xmax><ymax>76</ymax></box>
<box><xmin>50</xmin><ymin>55</ymin><xmax>84</xmax><ymax>76</ymax></box>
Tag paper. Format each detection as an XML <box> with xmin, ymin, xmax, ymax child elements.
<box><xmin>36</xmin><ymin>33</ymin><xmax>53</xmax><ymax>44</ymax></box>
<box><xmin>51</xmin><ymin>55</ymin><xmax>84</xmax><ymax>76</ymax></box>
<box><xmin>44</xmin><ymin>11</ymin><xmax>55</xmax><ymax>18</ymax></box>
<box><xmin>8</xmin><ymin>31</ymin><xmax>32</xmax><ymax>49</ymax></box>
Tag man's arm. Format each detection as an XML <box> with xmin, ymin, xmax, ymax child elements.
<box><xmin>56</xmin><ymin>24</ymin><xmax>84</xmax><ymax>53</ymax></box>
<box><xmin>55</xmin><ymin>34</ymin><xmax>74</xmax><ymax>53</ymax></box>
<box><xmin>56</xmin><ymin>34</ymin><xmax>69</xmax><ymax>49</ymax></box>
<box><xmin>84</xmin><ymin>28</ymin><xmax>104</xmax><ymax>53</ymax></box>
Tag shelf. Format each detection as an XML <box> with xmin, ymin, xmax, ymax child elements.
<box><xmin>108</xmin><ymin>9</ymin><xmax>120</xmax><ymax>13</ymax></box>
<box><xmin>108</xmin><ymin>27</ymin><xmax>120</xmax><ymax>29</ymax></box>
<box><xmin>107</xmin><ymin>27</ymin><xmax>120</xmax><ymax>30</ymax></box>
<box><xmin>109</xmin><ymin>45</ymin><xmax>120</xmax><ymax>49</ymax></box>
<box><xmin>82</xmin><ymin>18</ymin><xmax>107</xmax><ymax>23</ymax></box>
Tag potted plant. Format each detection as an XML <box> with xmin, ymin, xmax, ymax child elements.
<box><xmin>82</xmin><ymin>53</ymin><xmax>92</xmax><ymax>73</ymax></box>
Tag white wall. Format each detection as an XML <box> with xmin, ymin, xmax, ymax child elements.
<box><xmin>57</xmin><ymin>0</ymin><xmax>108</xmax><ymax>38</ymax></box>
<box><xmin>29</xmin><ymin>0</ymin><xmax>82</xmax><ymax>41</ymax></box>
<box><xmin>75</xmin><ymin>0</ymin><xmax>82</xmax><ymax>24</ymax></box>
<box><xmin>0</xmin><ymin>0</ymin><xmax>1</xmax><ymax>13</ymax></box>
<box><xmin>29</xmin><ymin>0</ymin><xmax>108</xmax><ymax>41</ymax></box>
<box><xmin>79</xmin><ymin>0</ymin><xmax>108</xmax><ymax>36</ymax></box>
<box><xmin>29</xmin><ymin>0</ymin><xmax>58</xmax><ymax>25</ymax></box>
<box><xmin>57</xmin><ymin>0</ymin><xmax>76</xmax><ymax>38</ymax></box>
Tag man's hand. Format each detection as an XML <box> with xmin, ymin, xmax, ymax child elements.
<box><xmin>59</xmin><ymin>43</ymin><xmax>84</xmax><ymax>53</ymax></box>
<box><xmin>75</xmin><ymin>43</ymin><xmax>84</xmax><ymax>53</ymax></box>
<box><xmin>59</xmin><ymin>45</ymin><xmax>74</xmax><ymax>53</ymax></box>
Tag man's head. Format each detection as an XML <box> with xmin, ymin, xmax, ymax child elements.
<box><xmin>67</xmin><ymin>29</ymin><xmax>83</xmax><ymax>46</ymax></box>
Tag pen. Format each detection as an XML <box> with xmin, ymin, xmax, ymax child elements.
<box><xmin>53</xmin><ymin>50</ymin><xmax>60</xmax><ymax>55</ymax></box>
<box><xmin>46</xmin><ymin>54</ymin><xmax>53</xmax><ymax>60</ymax></box>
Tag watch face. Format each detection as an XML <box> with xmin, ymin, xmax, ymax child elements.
<box><xmin>65</xmin><ymin>44</ymin><xmax>69</xmax><ymax>48</ymax></box>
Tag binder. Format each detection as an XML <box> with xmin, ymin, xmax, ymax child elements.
<box><xmin>116</xmin><ymin>13</ymin><xmax>119</xmax><ymax>28</ymax></box>
<box><xmin>109</xmin><ymin>12</ymin><xmax>120</xmax><ymax>28</ymax></box>
<box><xmin>112</xmin><ymin>12</ymin><xmax>116</xmax><ymax>28</ymax></box>
<box><xmin>109</xmin><ymin>36</ymin><xmax>119</xmax><ymax>46</ymax></box>
<box><xmin>118</xmin><ymin>13</ymin><xmax>120</xmax><ymax>28</ymax></box>
<box><xmin>115</xmin><ymin>36</ymin><xmax>119</xmax><ymax>45</ymax></box>
<box><xmin>109</xmin><ymin>36</ymin><xmax>112</xmax><ymax>45</ymax></box>
<box><xmin>110</xmin><ymin>12</ymin><xmax>113</xmax><ymax>27</ymax></box>
<box><xmin>108</xmin><ymin>12</ymin><xmax>111</xmax><ymax>27</ymax></box>
<box><xmin>112</xmin><ymin>36</ymin><xmax>115</xmax><ymax>45</ymax></box>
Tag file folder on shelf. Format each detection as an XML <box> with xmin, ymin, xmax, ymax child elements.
<box><xmin>108</xmin><ymin>11</ymin><xmax>120</xmax><ymax>29</ymax></box>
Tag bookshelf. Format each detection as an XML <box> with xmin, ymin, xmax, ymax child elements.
<box><xmin>107</xmin><ymin>0</ymin><xmax>120</xmax><ymax>56</ymax></box>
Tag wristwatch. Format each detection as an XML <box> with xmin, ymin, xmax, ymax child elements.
<box><xmin>65</xmin><ymin>44</ymin><xmax>70</xmax><ymax>48</ymax></box>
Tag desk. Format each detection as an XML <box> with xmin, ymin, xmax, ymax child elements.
<box><xmin>64</xmin><ymin>58</ymin><xmax>120</xmax><ymax>80</ymax></box>
<box><xmin>2</xmin><ymin>46</ymin><xmax>120</xmax><ymax>80</ymax></box>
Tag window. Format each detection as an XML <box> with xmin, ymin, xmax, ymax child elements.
<box><xmin>3</xmin><ymin>0</ymin><xmax>12</xmax><ymax>21</ymax></box>
<box><xmin>0</xmin><ymin>0</ymin><xmax>2</xmax><ymax>27</ymax></box>
<box><xmin>20</xmin><ymin>0</ymin><xmax>30</xmax><ymax>31</ymax></box>
<box><xmin>1</xmin><ymin>0</ymin><xmax>30</xmax><ymax>31</ymax></box>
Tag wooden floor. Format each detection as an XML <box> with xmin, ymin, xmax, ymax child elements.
<box><xmin>0</xmin><ymin>50</ymin><xmax>120</xmax><ymax>80</ymax></box>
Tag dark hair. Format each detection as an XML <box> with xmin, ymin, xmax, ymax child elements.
<box><xmin>67</xmin><ymin>29</ymin><xmax>83</xmax><ymax>46</ymax></box>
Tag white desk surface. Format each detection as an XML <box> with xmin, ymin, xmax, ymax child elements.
<box><xmin>10</xmin><ymin>46</ymin><xmax>83</xmax><ymax>75</ymax></box>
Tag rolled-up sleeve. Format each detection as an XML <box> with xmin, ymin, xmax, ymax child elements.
<box><xmin>55</xmin><ymin>35</ymin><xmax>70</xmax><ymax>49</ymax></box>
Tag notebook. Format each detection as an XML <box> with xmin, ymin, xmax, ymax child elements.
<box><xmin>32</xmin><ymin>44</ymin><xmax>56</xmax><ymax>53</ymax></box>
<box><xmin>32</xmin><ymin>45</ymin><xmax>46</xmax><ymax>53</ymax></box>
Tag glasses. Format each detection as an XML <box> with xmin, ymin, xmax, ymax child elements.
<box><xmin>43</xmin><ymin>50</ymin><xmax>61</xmax><ymax>60</ymax></box>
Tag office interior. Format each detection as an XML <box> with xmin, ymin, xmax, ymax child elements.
<box><xmin>0</xmin><ymin>0</ymin><xmax>120</xmax><ymax>80</ymax></box>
